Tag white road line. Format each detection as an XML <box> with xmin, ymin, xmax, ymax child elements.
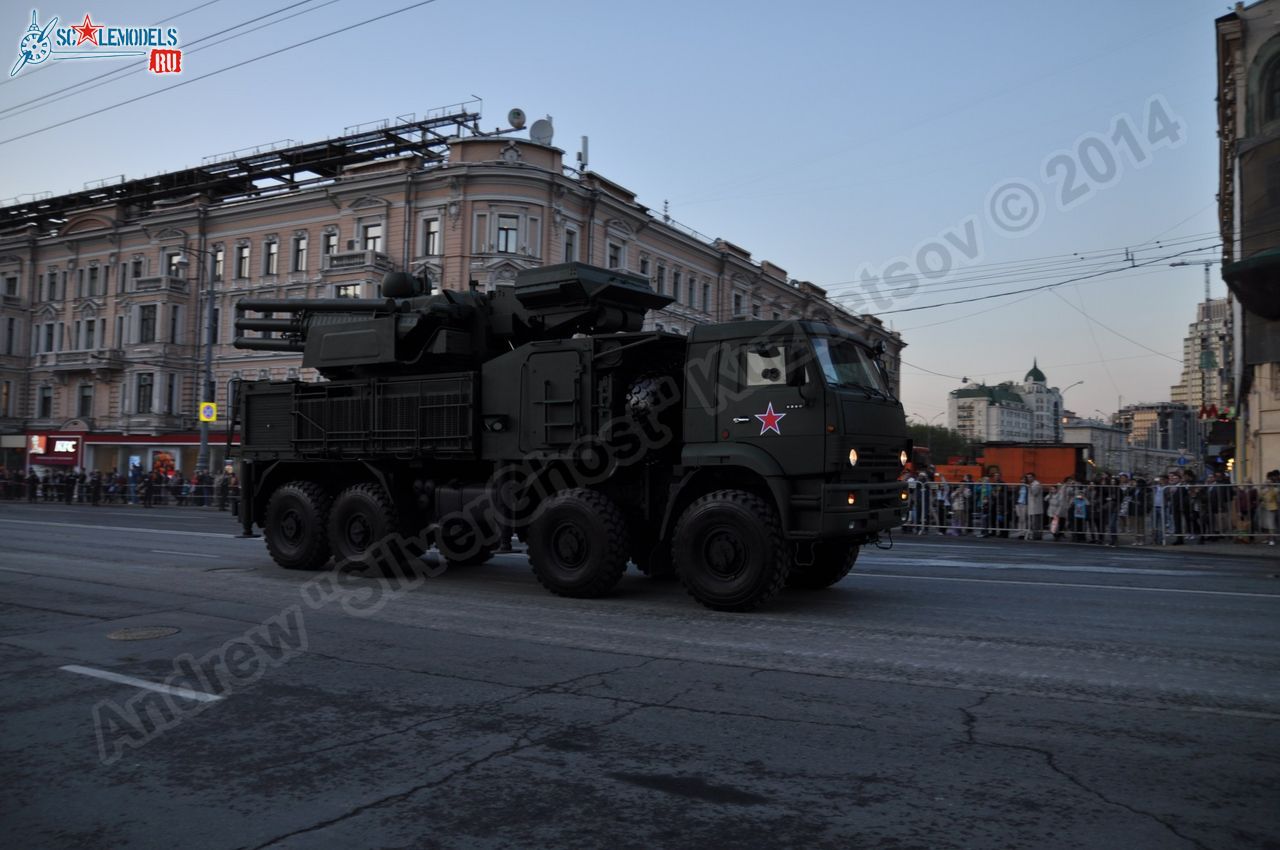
<box><xmin>0</xmin><ymin>517</ymin><xmax>236</xmax><ymax>538</ymax></box>
<box><xmin>857</xmin><ymin>571</ymin><xmax>1280</xmax><ymax>599</ymax></box>
<box><xmin>59</xmin><ymin>664</ymin><xmax>223</xmax><ymax>702</ymax></box>
<box><xmin>150</xmin><ymin>550</ymin><xmax>221</xmax><ymax>559</ymax></box>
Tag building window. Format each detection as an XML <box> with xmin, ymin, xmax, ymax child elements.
<box><xmin>136</xmin><ymin>373</ymin><xmax>154</xmax><ymax>414</ymax></box>
<box><xmin>89</xmin><ymin>266</ymin><xmax>100</xmax><ymax>296</ymax></box>
<box><xmin>733</xmin><ymin>293</ymin><xmax>744</xmax><ymax>315</ymax></box>
<box><xmin>292</xmin><ymin>236</ymin><xmax>308</xmax><ymax>272</ymax></box>
<box><xmin>4</xmin><ymin>275</ymin><xmax>17</xmax><ymax>297</ymax></box>
<box><xmin>672</xmin><ymin>271</ymin><xmax>681</xmax><ymax>303</ymax></box>
<box><xmin>752</xmin><ymin>303</ymin><xmax>761</xmax><ymax>318</ymax></box>
<box><xmin>78</xmin><ymin>385</ymin><xmax>93</xmax><ymax>418</ymax></box>
<box><xmin>264</xmin><ymin>241</ymin><xmax>279</xmax><ymax>275</ymax></box>
<box><xmin>324</xmin><ymin>231</ymin><xmax>339</xmax><ymax>256</ymax></box>
<box><xmin>211</xmin><ymin>307</ymin><xmax>220</xmax><ymax>344</ymax></box>
<box><xmin>703</xmin><ymin>283</ymin><xmax>711</xmax><ymax>313</ymax></box>
<box><xmin>84</xmin><ymin>320</ymin><xmax>95</xmax><ymax>350</ymax></box>
<box><xmin>0</xmin><ymin>380</ymin><xmax>9</xmax><ymax>417</ymax></box>
<box><xmin>362</xmin><ymin>223</ymin><xmax>383</xmax><ymax>252</ymax></box>
<box><xmin>44</xmin><ymin>323</ymin><xmax>54</xmax><ymax>352</ymax></box>
<box><xmin>235</xmin><ymin>245</ymin><xmax>250</xmax><ymax>279</ymax></box>
<box><xmin>607</xmin><ymin>242</ymin><xmax>622</xmax><ymax>270</ymax></box>
<box><xmin>167</xmin><ymin>252</ymin><xmax>182</xmax><ymax>278</ymax></box>
<box><xmin>38</xmin><ymin>386</ymin><xmax>52</xmax><ymax>418</ymax></box>
<box><xmin>656</xmin><ymin>265</ymin><xmax>666</xmax><ymax>295</ymax></box>
<box><xmin>213</xmin><ymin>247</ymin><xmax>225</xmax><ymax>281</ymax></box>
<box><xmin>335</xmin><ymin>284</ymin><xmax>360</xmax><ymax>299</ymax></box>
<box><xmin>564</xmin><ymin>228</ymin><xmax>577</xmax><ymax>263</ymax></box>
<box><xmin>138</xmin><ymin>305</ymin><xmax>157</xmax><ymax>343</ymax></box>
<box><xmin>167</xmin><ymin>374</ymin><xmax>177</xmax><ymax>414</ymax></box>
<box><xmin>46</xmin><ymin>271</ymin><xmax>57</xmax><ymax>300</ymax></box>
<box><xmin>4</xmin><ymin>317</ymin><xmax>13</xmax><ymax>355</ymax></box>
<box><xmin>132</xmin><ymin>259</ymin><xmax>143</xmax><ymax>280</ymax></box>
<box><xmin>76</xmin><ymin>268</ymin><xmax>85</xmax><ymax>298</ymax></box>
<box><xmin>169</xmin><ymin>305</ymin><xmax>181</xmax><ymax>343</ymax></box>
<box><xmin>423</xmin><ymin>218</ymin><xmax>440</xmax><ymax>255</ymax></box>
<box><xmin>115</xmin><ymin>315</ymin><xmax>123</xmax><ymax>348</ymax></box>
<box><xmin>496</xmin><ymin>215</ymin><xmax>519</xmax><ymax>254</ymax></box>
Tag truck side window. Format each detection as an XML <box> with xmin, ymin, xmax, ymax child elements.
<box><xmin>744</xmin><ymin>346</ymin><xmax>787</xmax><ymax>387</ymax></box>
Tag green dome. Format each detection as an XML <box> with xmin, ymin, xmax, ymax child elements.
<box><xmin>1025</xmin><ymin>358</ymin><xmax>1046</xmax><ymax>384</ymax></box>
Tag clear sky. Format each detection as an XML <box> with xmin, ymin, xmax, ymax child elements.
<box><xmin>0</xmin><ymin>0</ymin><xmax>1224</xmax><ymax>423</ymax></box>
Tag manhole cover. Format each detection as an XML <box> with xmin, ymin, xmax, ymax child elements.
<box><xmin>107</xmin><ymin>626</ymin><xmax>180</xmax><ymax>641</ymax></box>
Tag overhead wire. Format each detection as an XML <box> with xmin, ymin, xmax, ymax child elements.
<box><xmin>0</xmin><ymin>0</ymin><xmax>444</xmax><ymax>148</ymax></box>
<box><xmin>0</xmin><ymin>0</ymin><xmax>338</xmax><ymax>121</ymax></box>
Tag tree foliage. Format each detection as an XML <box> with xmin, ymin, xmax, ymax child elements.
<box><xmin>908</xmin><ymin>423</ymin><xmax>972</xmax><ymax>463</ymax></box>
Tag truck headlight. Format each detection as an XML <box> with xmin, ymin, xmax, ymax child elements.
<box><xmin>848</xmin><ymin>449</ymin><xmax>859</xmax><ymax>467</ymax></box>
<box><xmin>899</xmin><ymin>450</ymin><xmax>908</xmax><ymax>466</ymax></box>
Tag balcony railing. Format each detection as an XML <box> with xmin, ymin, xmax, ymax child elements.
<box><xmin>321</xmin><ymin>250</ymin><xmax>392</xmax><ymax>273</ymax></box>
<box><xmin>132</xmin><ymin>275</ymin><xmax>189</xmax><ymax>294</ymax></box>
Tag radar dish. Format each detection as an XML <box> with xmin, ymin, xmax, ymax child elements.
<box><xmin>529</xmin><ymin>118</ymin><xmax>554</xmax><ymax>145</ymax></box>
<box><xmin>507</xmin><ymin>108</ymin><xmax>526</xmax><ymax>130</ymax></box>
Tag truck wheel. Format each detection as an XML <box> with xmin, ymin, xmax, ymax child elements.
<box><xmin>264</xmin><ymin>481</ymin><xmax>332</xmax><ymax>571</ymax></box>
<box><xmin>329</xmin><ymin>483</ymin><xmax>398</xmax><ymax>568</ymax></box>
<box><xmin>673</xmin><ymin>490</ymin><xmax>789</xmax><ymax>611</ymax></box>
<box><xmin>528</xmin><ymin>489</ymin><xmax>629</xmax><ymax>598</ymax></box>
<box><xmin>787</xmin><ymin>540</ymin><xmax>860</xmax><ymax>589</ymax></box>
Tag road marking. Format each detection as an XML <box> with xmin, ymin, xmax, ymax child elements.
<box><xmin>860</xmin><ymin>556</ymin><xmax>1219</xmax><ymax>577</ymax></box>
<box><xmin>0</xmin><ymin>517</ymin><xmax>237</xmax><ymax>539</ymax></box>
<box><xmin>150</xmin><ymin>550</ymin><xmax>220</xmax><ymax>559</ymax></box>
<box><xmin>59</xmin><ymin>664</ymin><xmax>223</xmax><ymax>702</ymax></box>
<box><xmin>856</xmin><ymin>571</ymin><xmax>1280</xmax><ymax>599</ymax></box>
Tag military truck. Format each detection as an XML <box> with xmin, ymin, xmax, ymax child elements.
<box><xmin>231</xmin><ymin>263</ymin><xmax>909</xmax><ymax>611</ymax></box>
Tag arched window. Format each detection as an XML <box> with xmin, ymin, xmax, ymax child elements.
<box><xmin>1265</xmin><ymin>55</ymin><xmax>1280</xmax><ymax>126</ymax></box>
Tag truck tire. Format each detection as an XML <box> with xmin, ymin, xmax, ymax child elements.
<box><xmin>264</xmin><ymin>481</ymin><xmax>332</xmax><ymax>571</ymax></box>
<box><xmin>787</xmin><ymin>540</ymin><xmax>860</xmax><ymax>589</ymax></box>
<box><xmin>329</xmin><ymin>483</ymin><xmax>399</xmax><ymax>568</ymax></box>
<box><xmin>673</xmin><ymin>489</ymin><xmax>789</xmax><ymax>612</ymax></box>
<box><xmin>528</xmin><ymin>489</ymin><xmax>629</xmax><ymax>598</ymax></box>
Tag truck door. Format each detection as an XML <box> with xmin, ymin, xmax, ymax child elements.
<box><xmin>716</xmin><ymin>334</ymin><xmax>825</xmax><ymax>476</ymax></box>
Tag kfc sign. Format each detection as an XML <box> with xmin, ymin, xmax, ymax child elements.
<box><xmin>28</xmin><ymin>433</ymin><xmax>80</xmax><ymax>465</ymax></box>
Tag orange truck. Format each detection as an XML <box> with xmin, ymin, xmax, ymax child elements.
<box><xmin>911</xmin><ymin>444</ymin><xmax>1088</xmax><ymax>483</ymax></box>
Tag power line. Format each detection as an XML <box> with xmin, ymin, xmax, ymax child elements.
<box><xmin>0</xmin><ymin>0</ymin><xmax>443</xmax><ymax>148</ymax></box>
<box><xmin>0</xmin><ymin>0</ymin><xmax>228</xmax><ymax>88</ymax></box>
<box><xmin>0</xmin><ymin>0</ymin><xmax>336</xmax><ymax>121</ymax></box>
<box><xmin>1050</xmin><ymin>288</ymin><xmax>1182</xmax><ymax>363</ymax></box>
<box><xmin>876</xmin><ymin>244</ymin><xmax>1215</xmax><ymax>316</ymax></box>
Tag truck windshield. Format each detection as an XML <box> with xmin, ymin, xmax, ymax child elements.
<box><xmin>811</xmin><ymin>337</ymin><xmax>892</xmax><ymax>398</ymax></box>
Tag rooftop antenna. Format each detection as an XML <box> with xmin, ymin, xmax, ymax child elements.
<box><xmin>529</xmin><ymin>116</ymin><xmax>554</xmax><ymax>145</ymax></box>
<box><xmin>576</xmin><ymin>135</ymin><xmax>589</xmax><ymax>171</ymax></box>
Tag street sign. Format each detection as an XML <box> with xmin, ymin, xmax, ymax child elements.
<box><xmin>1176</xmin><ymin>456</ymin><xmax>1187</xmax><ymax>467</ymax></box>
<box><xmin>199</xmin><ymin>402</ymin><xmax>217</xmax><ymax>423</ymax></box>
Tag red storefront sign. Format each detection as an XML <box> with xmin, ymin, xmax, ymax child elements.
<box><xmin>28</xmin><ymin>433</ymin><xmax>81</xmax><ymax>466</ymax></box>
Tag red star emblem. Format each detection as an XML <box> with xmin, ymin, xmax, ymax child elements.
<box><xmin>71</xmin><ymin>14</ymin><xmax>103</xmax><ymax>47</ymax></box>
<box><xmin>754</xmin><ymin>402</ymin><xmax>786</xmax><ymax>435</ymax></box>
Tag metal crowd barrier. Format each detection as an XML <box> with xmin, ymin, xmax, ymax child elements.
<box><xmin>0</xmin><ymin>478</ymin><xmax>241</xmax><ymax>511</ymax></box>
<box><xmin>902</xmin><ymin>480</ymin><xmax>1280</xmax><ymax>546</ymax></box>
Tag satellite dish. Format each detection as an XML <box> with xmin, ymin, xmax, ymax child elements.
<box><xmin>507</xmin><ymin>108</ymin><xmax>526</xmax><ymax>130</ymax></box>
<box><xmin>529</xmin><ymin>118</ymin><xmax>554</xmax><ymax>145</ymax></box>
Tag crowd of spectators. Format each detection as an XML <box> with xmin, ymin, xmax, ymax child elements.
<box><xmin>0</xmin><ymin>465</ymin><xmax>240</xmax><ymax>512</ymax></box>
<box><xmin>904</xmin><ymin>468</ymin><xmax>1280</xmax><ymax>546</ymax></box>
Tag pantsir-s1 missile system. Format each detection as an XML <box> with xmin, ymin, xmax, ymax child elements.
<box><xmin>233</xmin><ymin>263</ymin><xmax>909</xmax><ymax>611</ymax></box>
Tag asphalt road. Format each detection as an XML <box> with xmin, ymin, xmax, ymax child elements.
<box><xmin>0</xmin><ymin>501</ymin><xmax>1277</xmax><ymax>850</ymax></box>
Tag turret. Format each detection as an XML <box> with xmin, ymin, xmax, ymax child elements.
<box><xmin>233</xmin><ymin>262</ymin><xmax>672</xmax><ymax>379</ymax></box>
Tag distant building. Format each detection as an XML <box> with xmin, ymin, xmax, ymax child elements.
<box><xmin>1170</xmin><ymin>297</ymin><xmax>1231</xmax><ymax>414</ymax></box>
<box><xmin>1113</xmin><ymin>402</ymin><xmax>1198</xmax><ymax>453</ymax></box>
<box><xmin>947</xmin><ymin>360</ymin><xmax>1063</xmax><ymax>444</ymax></box>
<box><xmin>949</xmin><ymin>383</ymin><xmax>1033</xmax><ymax>443</ymax></box>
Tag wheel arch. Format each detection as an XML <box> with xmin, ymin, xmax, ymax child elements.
<box><xmin>659</xmin><ymin>464</ymin><xmax>789</xmax><ymax>543</ymax></box>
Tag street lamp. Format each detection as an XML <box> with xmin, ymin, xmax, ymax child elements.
<box><xmin>173</xmin><ymin>247</ymin><xmax>217</xmax><ymax>478</ymax></box>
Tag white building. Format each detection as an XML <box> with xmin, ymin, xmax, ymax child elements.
<box><xmin>1020</xmin><ymin>360</ymin><xmax>1064</xmax><ymax>442</ymax></box>
<box><xmin>1170</xmin><ymin>298</ymin><xmax>1231</xmax><ymax>413</ymax></box>
<box><xmin>949</xmin><ymin>383</ymin><xmax>1033</xmax><ymax>443</ymax></box>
